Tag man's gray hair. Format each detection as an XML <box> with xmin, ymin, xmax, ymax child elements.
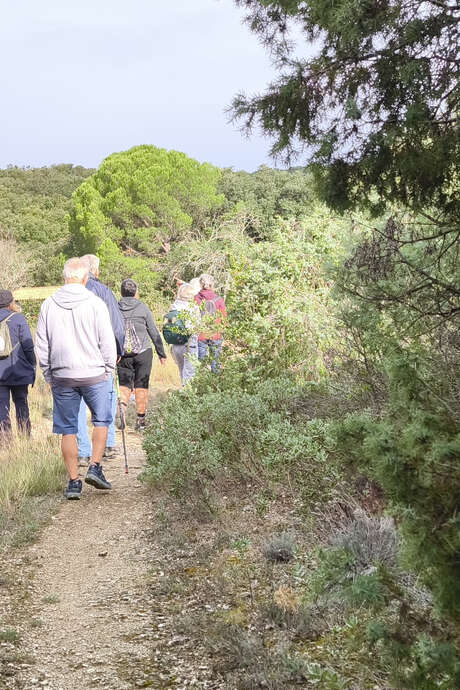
<box><xmin>81</xmin><ymin>254</ymin><xmax>100</xmax><ymax>273</ymax></box>
<box><xmin>199</xmin><ymin>273</ymin><xmax>215</xmax><ymax>290</ymax></box>
<box><xmin>63</xmin><ymin>257</ymin><xmax>89</xmax><ymax>282</ymax></box>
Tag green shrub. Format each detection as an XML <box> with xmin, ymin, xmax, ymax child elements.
<box><xmin>142</xmin><ymin>378</ymin><xmax>338</xmax><ymax>508</ymax></box>
<box><xmin>333</xmin><ymin>360</ymin><xmax>460</xmax><ymax>621</ymax></box>
<box><xmin>305</xmin><ymin>531</ymin><xmax>460</xmax><ymax>690</ymax></box>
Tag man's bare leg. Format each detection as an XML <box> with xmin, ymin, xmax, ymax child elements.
<box><xmin>134</xmin><ymin>388</ymin><xmax>148</xmax><ymax>415</ymax></box>
<box><xmin>62</xmin><ymin>434</ymin><xmax>79</xmax><ymax>481</ymax></box>
<box><xmin>90</xmin><ymin>426</ymin><xmax>108</xmax><ymax>465</ymax></box>
<box><xmin>119</xmin><ymin>386</ymin><xmax>131</xmax><ymax>406</ymax></box>
<box><xmin>118</xmin><ymin>385</ymin><xmax>131</xmax><ymax>429</ymax></box>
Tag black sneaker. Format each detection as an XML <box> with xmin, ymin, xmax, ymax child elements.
<box><xmin>103</xmin><ymin>446</ymin><xmax>118</xmax><ymax>460</ymax></box>
<box><xmin>135</xmin><ymin>416</ymin><xmax>146</xmax><ymax>432</ymax></box>
<box><xmin>65</xmin><ymin>478</ymin><xmax>82</xmax><ymax>500</ymax></box>
<box><xmin>78</xmin><ymin>456</ymin><xmax>90</xmax><ymax>467</ymax></box>
<box><xmin>85</xmin><ymin>463</ymin><xmax>112</xmax><ymax>490</ymax></box>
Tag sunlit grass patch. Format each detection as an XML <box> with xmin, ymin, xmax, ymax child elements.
<box><xmin>14</xmin><ymin>285</ymin><xmax>60</xmax><ymax>300</ymax></box>
<box><xmin>151</xmin><ymin>341</ymin><xmax>181</xmax><ymax>389</ymax></box>
<box><xmin>0</xmin><ymin>435</ymin><xmax>63</xmax><ymax>511</ymax></box>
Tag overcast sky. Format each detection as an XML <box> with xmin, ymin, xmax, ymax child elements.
<box><xmin>0</xmin><ymin>0</ymin><xmax>280</xmax><ymax>171</ymax></box>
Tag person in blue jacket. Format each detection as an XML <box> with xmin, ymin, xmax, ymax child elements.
<box><xmin>0</xmin><ymin>290</ymin><xmax>36</xmax><ymax>437</ymax></box>
<box><xmin>77</xmin><ymin>255</ymin><xmax>125</xmax><ymax>463</ymax></box>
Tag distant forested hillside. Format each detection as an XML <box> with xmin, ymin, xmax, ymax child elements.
<box><xmin>0</xmin><ymin>154</ymin><xmax>317</xmax><ymax>294</ymax></box>
<box><xmin>0</xmin><ymin>164</ymin><xmax>93</xmax><ymax>284</ymax></box>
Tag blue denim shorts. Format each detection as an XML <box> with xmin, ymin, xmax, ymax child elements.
<box><xmin>51</xmin><ymin>380</ymin><xmax>113</xmax><ymax>435</ymax></box>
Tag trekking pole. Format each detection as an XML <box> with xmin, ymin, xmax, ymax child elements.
<box><xmin>115</xmin><ymin>373</ymin><xmax>129</xmax><ymax>475</ymax></box>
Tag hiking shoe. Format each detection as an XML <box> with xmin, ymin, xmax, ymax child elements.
<box><xmin>78</xmin><ymin>456</ymin><xmax>90</xmax><ymax>467</ymax></box>
<box><xmin>85</xmin><ymin>463</ymin><xmax>112</xmax><ymax>490</ymax></box>
<box><xmin>103</xmin><ymin>446</ymin><xmax>118</xmax><ymax>460</ymax></box>
<box><xmin>65</xmin><ymin>478</ymin><xmax>82</xmax><ymax>500</ymax></box>
<box><xmin>134</xmin><ymin>416</ymin><xmax>146</xmax><ymax>432</ymax></box>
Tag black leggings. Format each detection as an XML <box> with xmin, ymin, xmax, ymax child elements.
<box><xmin>0</xmin><ymin>384</ymin><xmax>31</xmax><ymax>435</ymax></box>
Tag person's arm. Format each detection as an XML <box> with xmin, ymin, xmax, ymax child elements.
<box><xmin>96</xmin><ymin>302</ymin><xmax>117</xmax><ymax>375</ymax></box>
<box><xmin>218</xmin><ymin>298</ymin><xmax>227</xmax><ymax>320</ymax></box>
<box><xmin>145</xmin><ymin>307</ymin><xmax>166</xmax><ymax>360</ymax></box>
<box><xmin>17</xmin><ymin>316</ymin><xmax>36</xmax><ymax>367</ymax></box>
<box><xmin>87</xmin><ymin>281</ymin><xmax>125</xmax><ymax>357</ymax></box>
<box><xmin>105</xmin><ymin>288</ymin><xmax>125</xmax><ymax>357</ymax></box>
<box><xmin>35</xmin><ymin>303</ymin><xmax>51</xmax><ymax>382</ymax></box>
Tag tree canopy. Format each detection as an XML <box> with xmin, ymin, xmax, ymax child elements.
<box><xmin>69</xmin><ymin>145</ymin><xmax>224</xmax><ymax>256</ymax></box>
<box><xmin>232</xmin><ymin>0</ymin><xmax>459</xmax><ymax>216</ymax></box>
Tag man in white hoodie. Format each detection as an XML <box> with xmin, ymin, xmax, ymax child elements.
<box><xmin>36</xmin><ymin>257</ymin><xmax>116</xmax><ymax>499</ymax></box>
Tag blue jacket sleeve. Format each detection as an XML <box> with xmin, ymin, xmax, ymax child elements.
<box><xmin>17</xmin><ymin>316</ymin><xmax>36</xmax><ymax>367</ymax></box>
<box><xmin>86</xmin><ymin>279</ymin><xmax>125</xmax><ymax>356</ymax></box>
<box><xmin>105</xmin><ymin>288</ymin><xmax>125</xmax><ymax>356</ymax></box>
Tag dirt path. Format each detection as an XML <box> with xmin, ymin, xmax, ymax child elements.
<box><xmin>2</xmin><ymin>419</ymin><xmax>311</xmax><ymax>690</ymax></box>
<box><xmin>14</xmin><ymin>431</ymin><xmax>159</xmax><ymax>690</ymax></box>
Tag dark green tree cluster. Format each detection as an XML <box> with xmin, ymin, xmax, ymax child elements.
<box><xmin>0</xmin><ymin>164</ymin><xmax>93</xmax><ymax>284</ymax></box>
<box><xmin>219</xmin><ymin>165</ymin><xmax>315</xmax><ymax>238</ymax></box>
<box><xmin>232</xmin><ymin>0</ymin><xmax>460</xmax><ymax>633</ymax></box>
<box><xmin>333</xmin><ymin>211</ymin><xmax>459</xmax><ymax>612</ymax></box>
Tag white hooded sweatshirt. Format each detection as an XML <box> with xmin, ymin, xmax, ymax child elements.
<box><xmin>35</xmin><ymin>283</ymin><xmax>116</xmax><ymax>384</ymax></box>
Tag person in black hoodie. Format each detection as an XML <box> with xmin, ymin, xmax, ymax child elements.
<box><xmin>0</xmin><ymin>290</ymin><xmax>36</xmax><ymax>437</ymax></box>
<box><xmin>117</xmin><ymin>279</ymin><xmax>166</xmax><ymax>431</ymax></box>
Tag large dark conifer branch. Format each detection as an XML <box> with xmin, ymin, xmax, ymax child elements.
<box><xmin>232</xmin><ymin>0</ymin><xmax>460</xmax><ymax>216</ymax></box>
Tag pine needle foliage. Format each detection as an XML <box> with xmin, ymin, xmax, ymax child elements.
<box><xmin>232</xmin><ymin>0</ymin><xmax>459</xmax><ymax>216</ymax></box>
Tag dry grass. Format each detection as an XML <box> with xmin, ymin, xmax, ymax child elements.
<box><xmin>0</xmin><ymin>375</ymin><xmax>64</xmax><ymax>534</ymax></box>
<box><xmin>151</xmin><ymin>343</ymin><xmax>181</xmax><ymax>388</ymax></box>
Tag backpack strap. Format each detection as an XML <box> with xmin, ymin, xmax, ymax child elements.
<box><xmin>0</xmin><ymin>313</ymin><xmax>18</xmax><ymax>357</ymax></box>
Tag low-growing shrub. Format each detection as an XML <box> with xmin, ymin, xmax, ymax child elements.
<box><xmin>329</xmin><ymin>512</ymin><xmax>399</xmax><ymax>573</ymax></box>
<box><xmin>262</xmin><ymin>531</ymin><xmax>296</xmax><ymax>563</ymax></box>
<box><xmin>142</xmin><ymin>378</ymin><xmax>339</xmax><ymax>510</ymax></box>
<box><xmin>303</xmin><ymin>515</ymin><xmax>460</xmax><ymax>690</ymax></box>
<box><xmin>333</xmin><ymin>388</ymin><xmax>460</xmax><ymax>621</ymax></box>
